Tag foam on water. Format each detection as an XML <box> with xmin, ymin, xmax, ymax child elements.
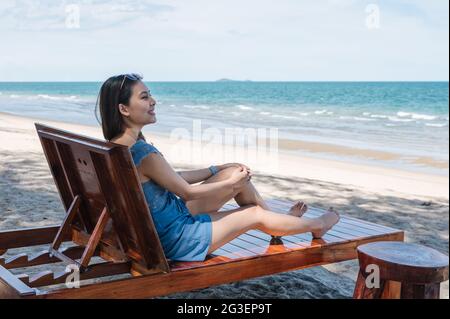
<box><xmin>0</xmin><ymin>81</ymin><xmax>447</xmax><ymax>174</ymax></box>
<box><xmin>183</xmin><ymin>104</ymin><xmax>211</xmax><ymax>110</ymax></box>
<box><xmin>235</xmin><ymin>105</ymin><xmax>254</xmax><ymax>110</ymax></box>
<box><xmin>388</xmin><ymin>116</ymin><xmax>416</xmax><ymax>122</ymax></box>
<box><xmin>397</xmin><ymin>111</ymin><xmax>437</xmax><ymax>121</ymax></box>
<box><xmin>426</xmin><ymin>123</ymin><xmax>448</xmax><ymax>128</ymax></box>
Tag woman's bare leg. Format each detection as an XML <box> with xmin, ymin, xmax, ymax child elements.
<box><xmin>186</xmin><ymin>167</ymin><xmax>307</xmax><ymax>216</ymax></box>
<box><xmin>207</xmin><ymin>204</ymin><xmax>339</xmax><ymax>254</ymax></box>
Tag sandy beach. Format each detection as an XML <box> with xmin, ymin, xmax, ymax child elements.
<box><xmin>0</xmin><ymin>111</ymin><xmax>448</xmax><ymax>298</ymax></box>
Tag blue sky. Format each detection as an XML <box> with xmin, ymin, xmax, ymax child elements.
<box><xmin>0</xmin><ymin>0</ymin><xmax>448</xmax><ymax>81</ymax></box>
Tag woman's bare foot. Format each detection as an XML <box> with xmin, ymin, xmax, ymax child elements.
<box><xmin>312</xmin><ymin>207</ymin><xmax>340</xmax><ymax>239</ymax></box>
<box><xmin>288</xmin><ymin>201</ymin><xmax>308</xmax><ymax>218</ymax></box>
<box><xmin>272</xmin><ymin>201</ymin><xmax>309</xmax><ymax>240</ymax></box>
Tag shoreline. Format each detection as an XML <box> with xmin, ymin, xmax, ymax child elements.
<box><xmin>1</xmin><ymin>106</ymin><xmax>448</xmax><ymax>176</ymax></box>
<box><xmin>1</xmin><ymin>111</ymin><xmax>448</xmax><ymax>199</ymax></box>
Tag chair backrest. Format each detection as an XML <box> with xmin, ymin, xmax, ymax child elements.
<box><xmin>35</xmin><ymin>123</ymin><xmax>169</xmax><ymax>273</ymax></box>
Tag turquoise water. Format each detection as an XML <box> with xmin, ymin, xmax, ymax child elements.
<box><xmin>0</xmin><ymin>82</ymin><xmax>448</xmax><ymax>173</ymax></box>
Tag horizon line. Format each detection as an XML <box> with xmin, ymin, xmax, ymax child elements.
<box><xmin>0</xmin><ymin>80</ymin><xmax>449</xmax><ymax>83</ymax></box>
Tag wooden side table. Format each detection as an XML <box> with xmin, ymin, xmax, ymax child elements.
<box><xmin>353</xmin><ymin>241</ymin><xmax>449</xmax><ymax>299</ymax></box>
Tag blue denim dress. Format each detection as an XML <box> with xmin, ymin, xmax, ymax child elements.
<box><xmin>129</xmin><ymin>139</ymin><xmax>212</xmax><ymax>262</ymax></box>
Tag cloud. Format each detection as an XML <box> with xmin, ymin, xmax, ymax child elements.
<box><xmin>0</xmin><ymin>0</ymin><xmax>174</xmax><ymax>31</ymax></box>
<box><xmin>0</xmin><ymin>0</ymin><xmax>447</xmax><ymax>81</ymax></box>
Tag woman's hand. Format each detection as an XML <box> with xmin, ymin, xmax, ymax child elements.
<box><xmin>228</xmin><ymin>166</ymin><xmax>252</xmax><ymax>190</ymax></box>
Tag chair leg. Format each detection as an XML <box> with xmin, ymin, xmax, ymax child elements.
<box><xmin>401</xmin><ymin>283</ymin><xmax>441</xmax><ymax>299</ymax></box>
<box><xmin>51</xmin><ymin>195</ymin><xmax>81</xmax><ymax>251</ymax></box>
<box><xmin>380</xmin><ymin>280</ymin><xmax>401</xmax><ymax>299</ymax></box>
<box><xmin>353</xmin><ymin>271</ymin><xmax>367</xmax><ymax>299</ymax></box>
<box><xmin>79</xmin><ymin>207</ymin><xmax>110</xmax><ymax>271</ymax></box>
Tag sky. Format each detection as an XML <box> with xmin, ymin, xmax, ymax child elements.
<box><xmin>0</xmin><ymin>0</ymin><xmax>448</xmax><ymax>81</ymax></box>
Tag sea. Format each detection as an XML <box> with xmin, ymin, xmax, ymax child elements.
<box><xmin>0</xmin><ymin>81</ymin><xmax>448</xmax><ymax>176</ymax></box>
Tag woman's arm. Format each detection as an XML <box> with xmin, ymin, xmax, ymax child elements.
<box><xmin>177</xmin><ymin>168</ymin><xmax>213</xmax><ymax>184</ymax></box>
<box><xmin>178</xmin><ymin>163</ymin><xmax>251</xmax><ymax>184</ymax></box>
<box><xmin>139</xmin><ymin>153</ymin><xmax>249</xmax><ymax>202</ymax></box>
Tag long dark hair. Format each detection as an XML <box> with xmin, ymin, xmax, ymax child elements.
<box><xmin>95</xmin><ymin>74</ymin><xmax>146</xmax><ymax>142</ymax></box>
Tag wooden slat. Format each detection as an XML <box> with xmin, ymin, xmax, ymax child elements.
<box><xmin>220</xmin><ymin>242</ymin><xmax>256</xmax><ymax>258</ymax></box>
<box><xmin>237</xmin><ymin>233</ymin><xmax>296</xmax><ymax>255</ymax></box>
<box><xmin>230</xmin><ymin>237</ymin><xmax>269</xmax><ymax>255</ymax></box>
<box><xmin>49</xmin><ymin>249</ymin><xmax>80</xmax><ymax>267</ymax></box>
<box><xmin>0</xmin><ymin>226</ymin><xmax>70</xmax><ymax>250</ymax></box>
<box><xmin>283</xmin><ymin>229</ymin><xmax>345</xmax><ymax>244</ymax></box>
<box><xmin>19</xmin><ymin>261</ymin><xmax>131</xmax><ymax>288</ymax></box>
<box><xmin>0</xmin><ymin>265</ymin><xmax>35</xmax><ymax>297</ymax></box>
<box><xmin>210</xmin><ymin>248</ymin><xmax>241</xmax><ymax>260</ymax></box>
<box><xmin>79</xmin><ymin>207</ymin><xmax>110</xmax><ymax>270</ymax></box>
<box><xmin>51</xmin><ymin>195</ymin><xmax>81</xmax><ymax>250</ymax></box>
<box><xmin>238</xmin><ymin>233</ymin><xmax>272</xmax><ymax>248</ymax></box>
<box><xmin>170</xmin><ymin>252</ymin><xmax>232</xmax><ymax>271</ymax></box>
<box><xmin>0</xmin><ymin>246</ymin><xmax>93</xmax><ymax>269</ymax></box>
<box><xmin>246</xmin><ymin>230</ymin><xmax>307</xmax><ymax>249</ymax></box>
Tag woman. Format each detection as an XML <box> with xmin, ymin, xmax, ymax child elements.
<box><xmin>96</xmin><ymin>73</ymin><xmax>339</xmax><ymax>262</ymax></box>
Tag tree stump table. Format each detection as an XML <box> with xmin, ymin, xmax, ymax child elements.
<box><xmin>353</xmin><ymin>241</ymin><xmax>449</xmax><ymax>299</ymax></box>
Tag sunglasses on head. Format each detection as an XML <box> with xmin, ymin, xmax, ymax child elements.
<box><xmin>119</xmin><ymin>73</ymin><xmax>143</xmax><ymax>91</ymax></box>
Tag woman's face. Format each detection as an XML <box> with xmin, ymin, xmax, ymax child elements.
<box><xmin>119</xmin><ymin>81</ymin><xmax>157</xmax><ymax>126</ymax></box>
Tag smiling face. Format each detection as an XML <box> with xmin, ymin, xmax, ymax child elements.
<box><xmin>118</xmin><ymin>81</ymin><xmax>157</xmax><ymax>126</ymax></box>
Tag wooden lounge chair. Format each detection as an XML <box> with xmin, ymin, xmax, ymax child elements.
<box><xmin>0</xmin><ymin>123</ymin><xmax>404</xmax><ymax>299</ymax></box>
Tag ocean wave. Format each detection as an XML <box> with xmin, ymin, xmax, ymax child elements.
<box><xmin>353</xmin><ymin>117</ymin><xmax>376</xmax><ymax>122</ymax></box>
<box><xmin>183</xmin><ymin>104</ymin><xmax>211</xmax><ymax>110</ymax></box>
<box><xmin>363</xmin><ymin>112</ymin><xmax>371</xmax><ymax>116</ymax></box>
<box><xmin>370</xmin><ymin>114</ymin><xmax>388</xmax><ymax>119</ymax></box>
<box><xmin>34</xmin><ymin>94</ymin><xmax>79</xmax><ymax>101</ymax></box>
<box><xmin>314</xmin><ymin>109</ymin><xmax>328</xmax><ymax>115</ymax></box>
<box><xmin>388</xmin><ymin>116</ymin><xmax>415</xmax><ymax>122</ymax></box>
<box><xmin>397</xmin><ymin>111</ymin><xmax>437</xmax><ymax>121</ymax></box>
<box><xmin>271</xmin><ymin>114</ymin><xmax>297</xmax><ymax>119</ymax></box>
<box><xmin>259</xmin><ymin>112</ymin><xmax>271</xmax><ymax>115</ymax></box>
<box><xmin>339</xmin><ymin>116</ymin><xmax>376</xmax><ymax>122</ymax></box>
<box><xmin>10</xmin><ymin>94</ymin><xmax>20</xmax><ymax>98</ymax></box>
<box><xmin>235</xmin><ymin>105</ymin><xmax>254</xmax><ymax>110</ymax></box>
<box><xmin>425</xmin><ymin>123</ymin><xmax>448</xmax><ymax>128</ymax></box>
